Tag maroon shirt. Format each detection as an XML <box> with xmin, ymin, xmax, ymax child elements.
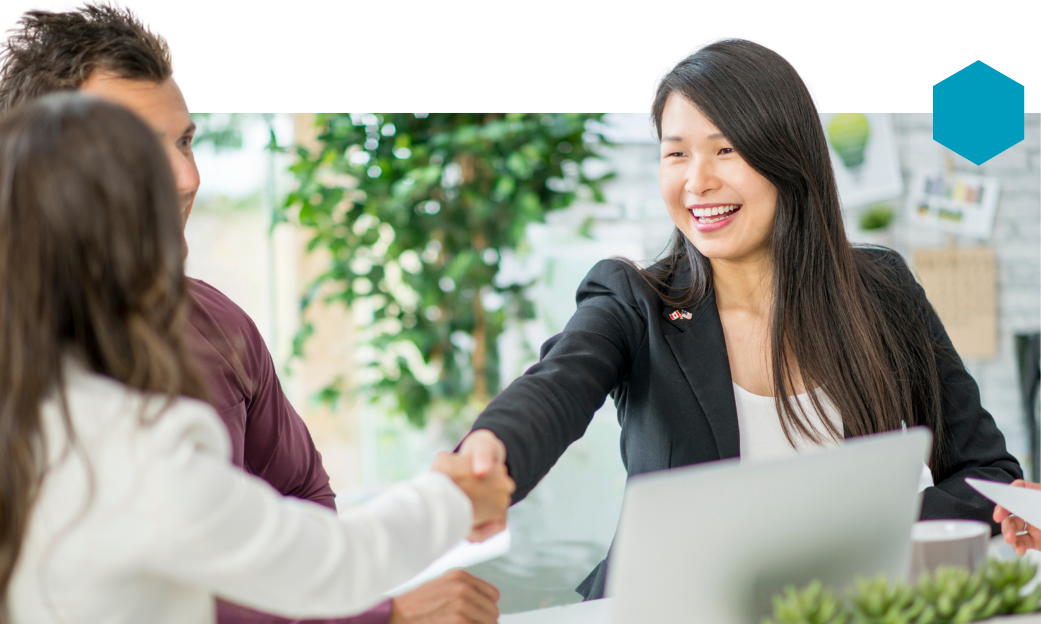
<box><xmin>187</xmin><ymin>278</ymin><xmax>392</xmax><ymax>624</ymax></box>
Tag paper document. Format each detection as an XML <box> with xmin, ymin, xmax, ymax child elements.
<box><xmin>965</xmin><ymin>478</ymin><xmax>1041</xmax><ymax>528</ymax></box>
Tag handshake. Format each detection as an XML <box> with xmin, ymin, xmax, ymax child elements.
<box><xmin>431</xmin><ymin>430</ymin><xmax>513</xmax><ymax>542</ymax></box>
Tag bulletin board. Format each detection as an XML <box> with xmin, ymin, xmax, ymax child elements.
<box><xmin>912</xmin><ymin>247</ymin><xmax>997</xmax><ymax>358</ymax></box>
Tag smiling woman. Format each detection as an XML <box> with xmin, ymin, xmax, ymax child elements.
<box><xmin>458</xmin><ymin>38</ymin><xmax>1023</xmax><ymax>602</ymax></box>
<box><xmin>658</xmin><ymin>95</ymin><xmax>778</xmax><ymax>260</ymax></box>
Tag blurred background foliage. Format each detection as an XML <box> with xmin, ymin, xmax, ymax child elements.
<box><xmin>281</xmin><ymin>113</ymin><xmax>613</xmax><ymax>426</ymax></box>
<box><xmin>192</xmin><ymin>112</ymin><xmax>249</xmax><ymax>151</ymax></box>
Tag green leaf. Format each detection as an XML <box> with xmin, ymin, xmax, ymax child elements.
<box><xmin>281</xmin><ymin>114</ymin><xmax>611</xmax><ymax>426</ymax></box>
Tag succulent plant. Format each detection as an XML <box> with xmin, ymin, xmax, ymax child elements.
<box><xmin>914</xmin><ymin>567</ymin><xmax>994</xmax><ymax>623</ymax></box>
<box><xmin>765</xmin><ymin>559</ymin><xmax>1041</xmax><ymax>624</ymax></box>
<box><xmin>848</xmin><ymin>575</ymin><xmax>926</xmax><ymax>624</ymax></box>
<box><xmin>763</xmin><ymin>580</ymin><xmax>850</xmax><ymax>624</ymax></box>
<box><xmin>980</xmin><ymin>558</ymin><xmax>1041</xmax><ymax>616</ymax></box>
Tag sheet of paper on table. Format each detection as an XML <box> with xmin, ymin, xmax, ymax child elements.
<box><xmin>386</xmin><ymin>530</ymin><xmax>511</xmax><ymax>596</ymax></box>
<box><xmin>499</xmin><ymin>598</ymin><xmax>613</xmax><ymax>624</ymax></box>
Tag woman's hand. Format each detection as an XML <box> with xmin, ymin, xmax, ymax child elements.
<box><xmin>431</xmin><ymin>451</ymin><xmax>514</xmax><ymax>542</ymax></box>
<box><xmin>993</xmin><ymin>479</ymin><xmax>1041</xmax><ymax>556</ymax></box>
<box><xmin>458</xmin><ymin>430</ymin><xmax>509</xmax><ymax>541</ymax></box>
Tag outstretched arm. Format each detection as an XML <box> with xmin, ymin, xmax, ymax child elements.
<box><xmin>138</xmin><ymin>402</ymin><xmax>511</xmax><ymax>620</ymax></box>
<box><xmin>465</xmin><ymin>260</ymin><xmax>649</xmax><ymax>503</ymax></box>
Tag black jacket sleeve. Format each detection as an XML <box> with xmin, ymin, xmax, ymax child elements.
<box><xmin>470</xmin><ymin>260</ymin><xmax>648</xmax><ymax>502</ymax></box>
<box><xmin>876</xmin><ymin>250</ymin><xmax>1023</xmax><ymax>531</ymax></box>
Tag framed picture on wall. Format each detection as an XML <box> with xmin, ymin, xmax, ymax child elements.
<box><xmin>821</xmin><ymin>113</ymin><xmax>904</xmax><ymax>208</ymax></box>
<box><xmin>906</xmin><ymin>171</ymin><xmax>1000</xmax><ymax>240</ymax></box>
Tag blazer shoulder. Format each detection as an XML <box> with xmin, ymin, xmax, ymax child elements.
<box><xmin>577</xmin><ymin>258</ymin><xmax>666</xmax><ymax>309</ymax></box>
<box><xmin>852</xmin><ymin>245</ymin><xmax>919</xmax><ymax>291</ymax></box>
<box><xmin>852</xmin><ymin>245</ymin><xmax>917</xmax><ymax>274</ymax></box>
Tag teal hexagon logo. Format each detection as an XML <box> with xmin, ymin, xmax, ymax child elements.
<box><xmin>933</xmin><ymin>61</ymin><xmax>1024</xmax><ymax>166</ymax></box>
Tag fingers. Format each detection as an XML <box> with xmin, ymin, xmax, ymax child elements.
<box><xmin>1001</xmin><ymin>514</ymin><xmax>1041</xmax><ymax>556</ymax></box>
<box><xmin>443</xmin><ymin>569</ymin><xmax>501</xmax><ymax>603</ymax></box>
<box><xmin>1000</xmin><ymin>516</ymin><xmax>1020</xmax><ymax>554</ymax></box>
<box><xmin>460</xmin><ymin>430</ymin><xmax>506</xmax><ymax>478</ymax></box>
<box><xmin>994</xmin><ymin>503</ymin><xmax>1011</xmax><ymax>523</ymax></box>
<box><xmin>442</xmin><ymin>570</ymin><xmax>499</xmax><ymax>623</ymax></box>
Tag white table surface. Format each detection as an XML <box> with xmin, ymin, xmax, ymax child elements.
<box><xmin>499</xmin><ymin>598</ymin><xmax>612</xmax><ymax>624</ymax></box>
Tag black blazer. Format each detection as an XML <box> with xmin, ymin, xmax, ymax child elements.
<box><xmin>470</xmin><ymin>248</ymin><xmax>1022</xmax><ymax>601</ymax></box>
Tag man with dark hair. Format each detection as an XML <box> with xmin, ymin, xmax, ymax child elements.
<box><xmin>0</xmin><ymin>6</ymin><xmax>501</xmax><ymax>624</ymax></box>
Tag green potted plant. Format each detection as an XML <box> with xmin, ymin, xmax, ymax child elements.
<box><xmin>282</xmin><ymin>113</ymin><xmax>613</xmax><ymax>427</ymax></box>
<box><xmin>852</xmin><ymin>203</ymin><xmax>896</xmax><ymax>248</ymax></box>
<box><xmin>763</xmin><ymin>559</ymin><xmax>1041</xmax><ymax>624</ymax></box>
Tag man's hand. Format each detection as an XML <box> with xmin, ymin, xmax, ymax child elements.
<box><xmin>388</xmin><ymin>570</ymin><xmax>500</xmax><ymax>624</ymax></box>
<box><xmin>993</xmin><ymin>479</ymin><xmax>1041</xmax><ymax>556</ymax></box>
<box><xmin>458</xmin><ymin>430</ymin><xmax>509</xmax><ymax>541</ymax></box>
<box><xmin>431</xmin><ymin>450</ymin><xmax>513</xmax><ymax>542</ymax></box>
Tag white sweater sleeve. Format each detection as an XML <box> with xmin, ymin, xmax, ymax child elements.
<box><xmin>132</xmin><ymin>401</ymin><xmax>473</xmax><ymax>618</ymax></box>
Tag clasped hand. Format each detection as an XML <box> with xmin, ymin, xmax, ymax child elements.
<box><xmin>431</xmin><ymin>441</ymin><xmax>513</xmax><ymax>543</ymax></box>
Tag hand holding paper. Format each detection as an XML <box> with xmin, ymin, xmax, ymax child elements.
<box><xmin>965</xmin><ymin>478</ymin><xmax>1041</xmax><ymax>556</ymax></box>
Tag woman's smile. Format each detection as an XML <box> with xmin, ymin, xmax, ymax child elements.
<box><xmin>689</xmin><ymin>202</ymin><xmax>742</xmax><ymax>231</ymax></box>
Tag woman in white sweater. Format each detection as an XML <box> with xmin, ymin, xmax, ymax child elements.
<box><xmin>0</xmin><ymin>94</ymin><xmax>514</xmax><ymax>623</ymax></box>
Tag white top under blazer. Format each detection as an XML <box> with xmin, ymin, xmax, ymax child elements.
<box><xmin>733</xmin><ymin>382</ymin><xmax>934</xmax><ymax>490</ymax></box>
<box><xmin>7</xmin><ymin>357</ymin><xmax>472</xmax><ymax>624</ymax></box>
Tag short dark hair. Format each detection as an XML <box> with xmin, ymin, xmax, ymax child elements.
<box><xmin>0</xmin><ymin>3</ymin><xmax>172</xmax><ymax>113</ymax></box>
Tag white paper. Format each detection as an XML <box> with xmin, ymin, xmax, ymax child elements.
<box><xmin>386</xmin><ymin>529</ymin><xmax>511</xmax><ymax>596</ymax></box>
<box><xmin>965</xmin><ymin>479</ymin><xmax>1041</xmax><ymax>528</ymax></box>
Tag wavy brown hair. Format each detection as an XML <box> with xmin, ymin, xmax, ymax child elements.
<box><xmin>0</xmin><ymin>94</ymin><xmax>209</xmax><ymax>610</ymax></box>
<box><xmin>634</xmin><ymin>40</ymin><xmax>947</xmax><ymax>468</ymax></box>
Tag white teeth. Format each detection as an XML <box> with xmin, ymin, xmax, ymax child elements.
<box><xmin>691</xmin><ymin>204</ymin><xmax>740</xmax><ymax>219</ymax></box>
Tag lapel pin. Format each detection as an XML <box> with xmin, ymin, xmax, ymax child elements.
<box><xmin>669</xmin><ymin>310</ymin><xmax>692</xmax><ymax>321</ymax></box>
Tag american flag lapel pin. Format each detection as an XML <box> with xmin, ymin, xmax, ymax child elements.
<box><xmin>680</xmin><ymin>311</ymin><xmax>692</xmax><ymax>320</ymax></box>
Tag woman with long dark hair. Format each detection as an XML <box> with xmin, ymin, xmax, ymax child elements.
<box><xmin>459</xmin><ymin>39</ymin><xmax>1022</xmax><ymax>599</ymax></box>
<box><xmin>0</xmin><ymin>94</ymin><xmax>513</xmax><ymax>623</ymax></box>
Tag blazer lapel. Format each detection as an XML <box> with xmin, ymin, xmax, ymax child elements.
<box><xmin>662</xmin><ymin>283</ymin><xmax>741</xmax><ymax>460</ymax></box>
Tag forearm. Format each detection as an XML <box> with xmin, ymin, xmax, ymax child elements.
<box><xmin>471</xmin><ymin>335</ymin><xmax>623</xmax><ymax>501</ymax></box>
<box><xmin>149</xmin><ymin>461</ymin><xmax>472</xmax><ymax>619</ymax></box>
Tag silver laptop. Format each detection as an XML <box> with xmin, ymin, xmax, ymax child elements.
<box><xmin>605</xmin><ymin>429</ymin><xmax>931</xmax><ymax>624</ymax></box>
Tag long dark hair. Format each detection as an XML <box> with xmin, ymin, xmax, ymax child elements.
<box><xmin>637</xmin><ymin>40</ymin><xmax>945</xmax><ymax>467</ymax></box>
<box><xmin>0</xmin><ymin>94</ymin><xmax>209</xmax><ymax>607</ymax></box>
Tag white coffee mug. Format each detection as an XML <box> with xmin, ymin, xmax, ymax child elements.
<box><xmin>909</xmin><ymin>520</ymin><xmax>990</xmax><ymax>581</ymax></box>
